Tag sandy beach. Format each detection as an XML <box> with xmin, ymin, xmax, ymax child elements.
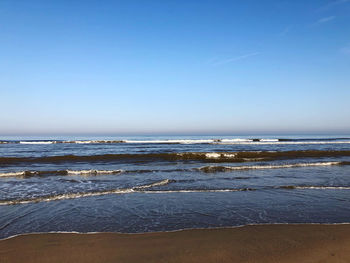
<box><xmin>1</xmin><ymin>224</ymin><xmax>350</xmax><ymax>263</ymax></box>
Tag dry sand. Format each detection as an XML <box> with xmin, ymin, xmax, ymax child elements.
<box><xmin>1</xmin><ymin>224</ymin><xmax>350</xmax><ymax>263</ymax></box>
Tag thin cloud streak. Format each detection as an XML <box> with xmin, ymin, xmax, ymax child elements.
<box><xmin>317</xmin><ymin>0</ymin><xmax>350</xmax><ymax>12</ymax></box>
<box><xmin>211</xmin><ymin>52</ymin><xmax>260</xmax><ymax>66</ymax></box>
<box><xmin>318</xmin><ymin>16</ymin><xmax>336</xmax><ymax>23</ymax></box>
<box><xmin>310</xmin><ymin>16</ymin><xmax>336</xmax><ymax>27</ymax></box>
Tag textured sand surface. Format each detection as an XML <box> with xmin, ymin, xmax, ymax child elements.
<box><xmin>1</xmin><ymin>224</ymin><xmax>350</xmax><ymax>263</ymax></box>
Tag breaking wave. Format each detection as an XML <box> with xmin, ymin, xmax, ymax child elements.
<box><xmin>19</xmin><ymin>141</ymin><xmax>55</xmax><ymax>144</ymax></box>
<box><xmin>1</xmin><ymin>150</ymin><xmax>350</xmax><ymax>165</ymax></box>
<box><xmin>0</xmin><ymin>169</ymin><xmax>123</xmax><ymax>178</ymax></box>
<box><xmin>199</xmin><ymin>161</ymin><xmax>349</xmax><ymax>173</ymax></box>
<box><xmin>137</xmin><ymin>188</ymin><xmax>255</xmax><ymax>193</ymax></box>
<box><xmin>1</xmin><ymin>137</ymin><xmax>350</xmax><ymax>145</ymax></box>
<box><xmin>18</xmin><ymin>140</ymin><xmax>125</xmax><ymax>144</ymax></box>
<box><xmin>2</xmin><ymin>181</ymin><xmax>350</xmax><ymax>206</ymax></box>
<box><xmin>0</xmin><ymin>179</ymin><xmax>175</xmax><ymax>205</ymax></box>
<box><xmin>279</xmin><ymin>186</ymin><xmax>350</xmax><ymax>190</ymax></box>
<box><xmin>2</xmin><ymin>160</ymin><xmax>348</xmax><ymax>178</ymax></box>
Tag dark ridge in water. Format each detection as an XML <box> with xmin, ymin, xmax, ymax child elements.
<box><xmin>0</xmin><ymin>152</ymin><xmax>240</xmax><ymax>165</ymax></box>
<box><xmin>3</xmin><ymin>161</ymin><xmax>349</xmax><ymax>178</ymax></box>
<box><xmin>1</xmin><ymin>150</ymin><xmax>350</xmax><ymax>166</ymax></box>
<box><xmin>233</xmin><ymin>151</ymin><xmax>350</xmax><ymax>159</ymax></box>
<box><xmin>0</xmin><ymin>168</ymin><xmax>195</xmax><ymax>178</ymax></box>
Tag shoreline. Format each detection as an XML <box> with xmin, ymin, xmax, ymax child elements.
<box><xmin>1</xmin><ymin>224</ymin><xmax>350</xmax><ymax>262</ymax></box>
<box><xmin>1</xmin><ymin>222</ymin><xmax>350</xmax><ymax>241</ymax></box>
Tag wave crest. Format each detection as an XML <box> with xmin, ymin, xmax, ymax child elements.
<box><xmin>199</xmin><ymin>161</ymin><xmax>347</xmax><ymax>173</ymax></box>
<box><xmin>0</xmin><ymin>179</ymin><xmax>174</xmax><ymax>205</ymax></box>
<box><xmin>0</xmin><ymin>169</ymin><xmax>123</xmax><ymax>178</ymax></box>
<box><xmin>1</xmin><ymin>137</ymin><xmax>349</xmax><ymax>145</ymax></box>
<box><xmin>2</xmin><ymin>181</ymin><xmax>350</xmax><ymax>206</ymax></box>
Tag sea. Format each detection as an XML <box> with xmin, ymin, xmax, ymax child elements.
<box><xmin>0</xmin><ymin>134</ymin><xmax>350</xmax><ymax>239</ymax></box>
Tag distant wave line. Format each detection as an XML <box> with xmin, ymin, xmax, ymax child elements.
<box><xmin>1</xmin><ymin>137</ymin><xmax>350</xmax><ymax>145</ymax></box>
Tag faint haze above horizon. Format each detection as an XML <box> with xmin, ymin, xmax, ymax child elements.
<box><xmin>1</xmin><ymin>0</ymin><xmax>350</xmax><ymax>135</ymax></box>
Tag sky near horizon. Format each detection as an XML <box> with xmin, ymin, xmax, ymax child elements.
<box><xmin>1</xmin><ymin>0</ymin><xmax>350</xmax><ymax>135</ymax></box>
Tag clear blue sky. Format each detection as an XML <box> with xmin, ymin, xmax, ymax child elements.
<box><xmin>1</xmin><ymin>0</ymin><xmax>349</xmax><ymax>135</ymax></box>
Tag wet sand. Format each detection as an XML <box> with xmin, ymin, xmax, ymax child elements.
<box><xmin>1</xmin><ymin>224</ymin><xmax>350</xmax><ymax>263</ymax></box>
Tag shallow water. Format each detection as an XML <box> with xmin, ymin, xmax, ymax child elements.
<box><xmin>0</xmin><ymin>135</ymin><xmax>350</xmax><ymax>238</ymax></box>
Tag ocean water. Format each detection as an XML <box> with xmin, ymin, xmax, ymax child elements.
<box><xmin>0</xmin><ymin>135</ymin><xmax>350</xmax><ymax>238</ymax></box>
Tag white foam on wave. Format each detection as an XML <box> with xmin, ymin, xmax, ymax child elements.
<box><xmin>295</xmin><ymin>186</ymin><xmax>350</xmax><ymax>190</ymax></box>
<box><xmin>0</xmin><ymin>189</ymin><xmax>135</xmax><ymax>206</ymax></box>
<box><xmin>18</xmin><ymin>140</ymin><xmax>125</xmax><ymax>144</ymax></box>
<box><xmin>220</xmin><ymin>139</ymin><xmax>253</xmax><ymax>142</ymax></box>
<box><xmin>205</xmin><ymin>153</ymin><xmax>221</xmax><ymax>159</ymax></box>
<box><xmin>133</xmin><ymin>179</ymin><xmax>173</xmax><ymax>189</ymax></box>
<box><xmin>259</xmin><ymin>139</ymin><xmax>279</xmax><ymax>142</ymax></box>
<box><xmin>139</xmin><ymin>188</ymin><xmax>252</xmax><ymax>194</ymax></box>
<box><xmin>14</xmin><ymin>138</ymin><xmax>350</xmax><ymax>145</ymax></box>
<box><xmin>2</xmin><ymin>177</ymin><xmax>350</xmax><ymax>206</ymax></box>
<box><xmin>125</xmin><ymin>139</ymin><xmax>214</xmax><ymax>144</ymax></box>
<box><xmin>0</xmin><ymin>171</ymin><xmax>26</xmax><ymax>177</ymax></box>
<box><xmin>174</xmin><ymin>152</ymin><xmax>237</xmax><ymax>159</ymax></box>
<box><xmin>66</xmin><ymin>170</ymin><xmax>123</xmax><ymax>175</ymax></box>
<box><xmin>199</xmin><ymin>162</ymin><xmax>342</xmax><ymax>172</ymax></box>
<box><xmin>0</xmin><ymin>169</ymin><xmax>124</xmax><ymax>178</ymax></box>
<box><xmin>216</xmin><ymin>141</ymin><xmax>350</xmax><ymax>145</ymax></box>
<box><xmin>70</xmin><ymin>140</ymin><xmax>92</xmax><ymax>144</ymax></box>
<box><xmin>63</xmin><ymin>140</ymin><xmax>124</xmax><ymax>144</ymax></box>
<box><xmin>19</xmin><ymin>141</ymin><xmax>54</xmax><ymax>144</ymax></box>
<box><xmin>204</xmin><ymin>153</ymin><xmax>236</xmax><ymax>159</ymax></box>
<box><xmin>223</xmin><ymin>153</ymin><xmax>236</xmax><ymax>158</ymax></box>
<box><xmin>0</xmin><ymin>179</ymin><xmax>173</xmax><ymax>205</ymax></box>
